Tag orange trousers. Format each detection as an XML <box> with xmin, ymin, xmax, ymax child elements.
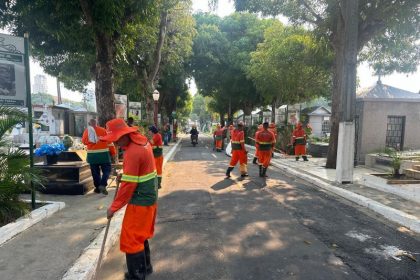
<box><xmin>120</xmin><ymin>204</ymin><xmax>157</xmax><ymax>253</ymax></box>
<box><xmin>155</xmin><ymin>156</ymin><xmax>163</xmax><ymax>177</ymax></box>
<box><xmin>215</xmin><ymin>140</ymin><xmax>222</xmax><ymax>150</ymax></box>
<box><xmin>229</xmin><ymin>150</ymin><xmax>248</xmax><ymax>174</ymax></box>
<box><xmin>254</xmin><ymin>148</ymin><xmax>260</xmax><ymax>159</ymax></box>
<box><xmin>295</xmin><ymin>145</ymin><xmax>306</xmax><ymax>156</ymax></box>
<box><xmin>258</xmin><ymin>150</ymin><xmax>272</xmax><ymax>168</ymax></box>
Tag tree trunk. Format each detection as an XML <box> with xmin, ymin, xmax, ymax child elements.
<box><xmin>94</xmin><ymin>32</ymin><xmax>116</xmax><ymax>126</ymax></box>
<box><xmin>220</xmin><ymin>112</ymin><xmax>225</xmax><ymax>127</ymax></box>
<box><xmin>56</xmin><ymin>78</ymin><xmax>62</xmax><ymax>105</ymax></box>
<box><xmin>326</xmin><ymin>12</ymin><xmax>346</xmax><ymax>169</ymax></box>
<box><xmin>79</xmin><ymin>0</ymin><xmax>116</xmax><ymax>127</ymax></box>
<box><xmin>271</xmin><ymin>99</ymin><xmax>277</xmax><ymax>123</ymax></box>
<box><xmin>143</xmin><ymin>10</ymin><xmax>169</xmax><ymax>125</ymax></box>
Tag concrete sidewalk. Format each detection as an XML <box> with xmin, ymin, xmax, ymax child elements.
<box><xmin>267</xmin><ymin>153</ymin><xmax>420</xmax><ymax>233</ymax></box>
<box><xmin>0</xmin><ymin>141</ymin><xmax>179</xmax><ymax>280</ymax></box>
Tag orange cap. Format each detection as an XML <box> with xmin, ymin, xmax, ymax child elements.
<box><xmin>100</xmin><ymin>118</ymin><xmax>138</xmax><ymax>142</ymax></box>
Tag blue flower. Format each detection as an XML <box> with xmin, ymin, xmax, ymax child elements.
<box><xmin>35</xmin><ymin>143</ymin><xmax>65</xmax><ymax>156</ymax></box>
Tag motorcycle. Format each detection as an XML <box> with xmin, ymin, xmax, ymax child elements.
<box><xmin>191</xmin><ymin>134</ymin><xmax>198</xmax><ymax>147</ymax></box>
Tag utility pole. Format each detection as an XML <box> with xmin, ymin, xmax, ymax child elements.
<box><xmin>336</xmin><ymin>0</ymin><xmax>358</xmax><ymax>183</ymax></box>
<box><xmin>24</xmin><ymin>33</ymin><xmax>35</xmax><ymax>209</ymax></box>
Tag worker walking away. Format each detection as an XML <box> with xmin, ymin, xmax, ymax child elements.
<box><xmin>102</xmin><ymin>118</ymin><xmax>158</xmax><ymax>280</ymax></box>
<box><xmin>252</xmin><ymin>124</ymin><xmax>263</xmax><ymax>164</ymax></box>
<box><xmin>226</xmin><ymin>121</ymin><xmax>248</xmax><ymax>178</ymax></box>
<box><xmin>149</xmin><ymin>125</ymin><xmax>164</xmax><ymax>189</ymax></box>
<box><xmin>256</xmin><ymin>122</ymin><xmax>276</xmax><ymax>177</ymax></box>
<box><xmin>82</xmin><ymin>118</ymin><xmax>116</xmax><ymax>195</ymax></box>
<box><xmin>292</xmin><ymin>122</ymin><xmax>308</xmax><ymax>161</ymax></box>
<box><xmin>213</xmin><ymin>124</ymin><xmax>224</xmax><ymax>152</ymax></box>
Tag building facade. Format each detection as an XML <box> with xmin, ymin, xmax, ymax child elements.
<box><xmin>33</xmin><ymin>74</ymin><xmax>48</xmax><ymax>94</ymax></box>
<box><xmin>355</xmin><ymin>82</ymin><xmax>420</xmax><ymax>163</ymax></box>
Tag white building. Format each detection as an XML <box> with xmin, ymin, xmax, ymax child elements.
<box><xmin>33</xmin><ymin>74</ymin><xmax>48</xmax><ymax>94</ymax></box>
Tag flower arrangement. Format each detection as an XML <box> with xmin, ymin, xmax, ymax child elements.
<box><xmin>62</xmin><ymin>135</ymin><xmax>74</xmax><ymax>151</ymax></box>
<box><xmin>35</xmin><ymin>143</ymin><xmax>65</xmax><ymax>156</ymax></box>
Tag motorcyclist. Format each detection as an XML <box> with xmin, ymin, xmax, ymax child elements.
<box><xmin>190</xmin><ymin>124</ymin><xmax>199</xmax><ymax>143</ymax></box>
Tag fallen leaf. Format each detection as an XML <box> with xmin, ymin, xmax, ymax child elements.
<box><xmin>397</xmin><ymin>227</ymin><xmax>411</xmax><ymax>234</ymax></box>
<box><xmin>97</xmin><ymin>205</ymin><xmax>104</xmax><ymax>210</ymax></box>
<box><xmin>332</xmin><ymin>243</ymin><xmax>339</xmax><ymax>248</ymax></box>
<box><xmin>396</xmin><ymin>252</ymin><xmax>417</xmax><ymax>262</ymax></box>
<box><xmin>304</xmin><ymin>240</ymin><xmax>312</xmax><ymax>245</ymax></box>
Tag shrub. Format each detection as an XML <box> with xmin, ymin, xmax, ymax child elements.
<box><xmin>0</xmin><ymin>106</ymin><xmax>44</xmax><ymax>226</ymax></box>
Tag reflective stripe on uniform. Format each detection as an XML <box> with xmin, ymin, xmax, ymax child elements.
<box><xmin>87</xmin><ymin>148</ymin><xmax>109</xmax><ymax>153</ymax></box>
<box><xmin>122</xmin><ymin>171</ymin><xmax>157</xmax><ymax>183</ymax></box>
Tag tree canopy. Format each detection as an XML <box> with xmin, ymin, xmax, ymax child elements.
<box><xmin>219</xmin><ymin>0</ymin><xmax>419</xmax><ymax>167</ymax></box>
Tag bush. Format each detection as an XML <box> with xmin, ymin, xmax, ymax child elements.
<box><xmin>0</xmin><ymin>106</ymin><xmax>44</xmax><ymax>226</ymax></box>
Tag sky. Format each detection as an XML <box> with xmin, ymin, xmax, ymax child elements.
<box><xmin>2</xmin><ymin>0</ymin><xmax>419</xmax><ymax>103</ymax></box>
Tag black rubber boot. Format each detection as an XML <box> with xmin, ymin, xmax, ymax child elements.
<box><xmin>144</xmin><ymin>240</ymin><xmax>153</xmax><ymax>275</ymax></box>
<box><xmin>262</xmin><ymin>167</ymin><xmax>268</xmax><ymax>178</ymax></box>
<box><xmin>303</xmin><ymin>156</ymin><xmax>308</xmax><ymax>161</ymax></box>
<box><xmin>225</xmin><ymin>167</ymin><xmax>234</xmax><ymax>178</ymax></box>
<box><xmin>99</xmin><ymin>185</ymin><xmax>108</xmax><ymax>195</ymax></box>
<box><xmin>259</xmin><ymin>165</ymin><xmax>263</xmax><ymax>177</ymax></box>
<box><xmin>295</xmin><ymin>157</ymin><xmax>299</xmax><ymax>161</ymax></box>
<box><xmin>125</xmin><ymin>251</ymin><xmax>146</xmax><ymax>280</ymax></box>
<box><xmin>252</xmin><ymin>157</ymin><xmax>258</xmax><ymax>164</ymax></box>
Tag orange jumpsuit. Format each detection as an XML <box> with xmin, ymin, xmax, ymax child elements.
<box><xmin>214</xmin><ymin>128</ymin><xmax>224</xmax><ymax>151</ymax></box>
<box><xmin>151</xmin><ymin>133</ymin><xmax>163</xmax><ymax>187</ymax></box>
<box><xmin>230</xmin><ymin>129</ymin><xmax>248</xmax><ymax>175</ymax></box>
<box><xmin>253</xmin><ymin>125</ymin><xmax>263</xmax><ymax>161</ymax></box>
<box><xmin>293</xmin><ymin>126</ymin><xmax>307</xmax><ymax>156</ymax></box>
<box><xmin>110</xmin><ymin>133</ymin><xmax>158</xmax><ymax>253</ymax></box>
<box><xmin>228</xmin><ymin>125</ymin><xmax>234</xmax><ymax>140</ymax></box>
<box><xmin>81</xmin><ymin>126</ymin><xmax>116</xmax><ymax>164</ymax></box>
<box><xmin>256</xmin><ymin>129</ymin><xmax>276</xmax><ymax>168</ymax></box>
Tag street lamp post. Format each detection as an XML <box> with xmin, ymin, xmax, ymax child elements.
<box><xmin>152</xmin><ymin>90</ymin><xmax>160</xmax><ymax>126</ymax></box>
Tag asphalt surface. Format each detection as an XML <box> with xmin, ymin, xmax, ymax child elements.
<box><xmin>98</xmin><ymin>136</ymin><xmax>419</xmax><ymax>280</ymax></box>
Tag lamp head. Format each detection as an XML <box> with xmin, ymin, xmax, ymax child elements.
<box><xmin>152</xmin><ymin>90</ymin><xmax>160</xmax><ymax>101</ymax></box>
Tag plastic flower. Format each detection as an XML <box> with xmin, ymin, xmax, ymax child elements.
<box><xmin>35</xmin><ymin>143</ymin><xmax>65</xmax><ymax>156</ymax></box>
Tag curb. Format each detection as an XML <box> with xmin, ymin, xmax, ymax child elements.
<box><xmin>245</xmin><ymin>144</ymin><xmax>420</xmax><ymax>233</ymax></box>
<box><xmin>0</xmin><ymin>200</ymin><xmax>65</xmax><ymax>247</ymax></box>
<box><xmin>267</xmin><ymin>158</ymin><xmax>420</xmax><ymax>234</ymax></box>
<box><xmin>61</xmin><ymin>208</ymin><xmax>125</xmax><ymax>280</ymax></box>
<box><xmin>62</xmin><ymin>139</ymin><xmax>182</xmax><ymax>280</ymax></box>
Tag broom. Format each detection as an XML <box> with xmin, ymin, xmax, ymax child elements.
<box><xmin>94</xmin><ymin>174</ymin><xmax>121</xmax><ymax>279</ymax></box>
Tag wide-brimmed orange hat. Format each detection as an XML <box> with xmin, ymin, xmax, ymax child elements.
<box><xmin>100</xmin><ymin>118</ymin><xmax>138</xmax><ymax>142</ymax></box>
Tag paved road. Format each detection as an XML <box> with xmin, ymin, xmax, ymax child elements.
<box><xmin>98</xmin><ymin>136</ymin><xmax>419</xmax><ymax>280</ymax></box>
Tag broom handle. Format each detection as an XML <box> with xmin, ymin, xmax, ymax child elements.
<box><xmin>94</xmin><ymin>175</ymin><xmax>121</xmax><ymax>279</ymax></box>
